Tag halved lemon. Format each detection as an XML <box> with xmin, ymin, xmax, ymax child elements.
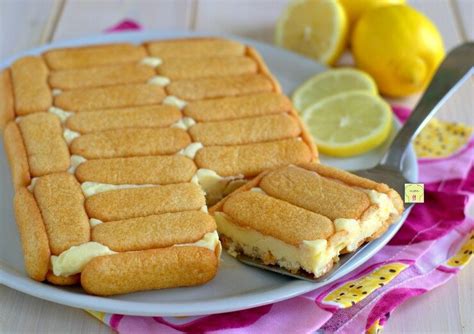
<box><xmin>302</xmin><ymin>91</ymin><xmax>392</xmax><ymax>157</ymax></box>
<box><xmin>293</xmin><ymin>68</ymin><xmax>378</xmax><ymax>112</ymax></box>
<box><xmin>275</xmin><ymin>0</ymin><xmax>348</xmax><ymax>65</ymax></box>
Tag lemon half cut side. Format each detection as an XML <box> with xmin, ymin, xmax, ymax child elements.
<box><xmin>302</xmin><ymin>91</ymin><xmax>393</xmax><ymax>157</ymax></box>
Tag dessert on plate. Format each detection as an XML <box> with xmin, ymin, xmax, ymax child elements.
<box><xmin>210</xmin><ymin>164</ymin><xmax>404</xmax><ymax>278</ymax></box>
<box><xmin>0</xmin><ymin>37</ymin><xmax>316</xmax><ymax>295</ymax></box>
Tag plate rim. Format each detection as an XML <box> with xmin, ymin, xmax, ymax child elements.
<box><xmin>0</xmin><ymin>30</ymin><xmax>419</xmax><ymax>316</ymax></box>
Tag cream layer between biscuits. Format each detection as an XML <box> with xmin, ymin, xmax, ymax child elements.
<box><xmin>216</xmin><ymin>187</ymin><xmax>398</xmax><ymax>277</ymax></box>
<box><xmin>51</xmin><ymin>230</ymin><xmax>221</xmax><ymax>277</ymax></box>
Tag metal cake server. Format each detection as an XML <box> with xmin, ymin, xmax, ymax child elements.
<box><xmin>237</xmin><ymin>42</ymin><xmax>474</xmax><ymax>282</ymax></box>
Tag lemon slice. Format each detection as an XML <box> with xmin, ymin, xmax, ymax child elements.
<box><xmin>275</xmin><ymin>0</ymin><xmax>348</xmax><ymax>65</ymax></box>
<box><xmin>302</xmin><ymin>91</ymin><xmax>392</xmax><ymax>157</ymax></box>
<box><xmin>293</xmin><ymin>68</ymin><xmax>378</xmax><ymax>112</ymax></box>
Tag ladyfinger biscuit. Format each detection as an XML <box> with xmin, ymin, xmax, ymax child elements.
<box><xmin>92</xmin><ymin>211</ymin><xmax>216</xmax><ymax>252</ymax></box>
<box><xmin>183</xmin><ymin>92</ymin><xmax>292</xmax><ymax>122</ymax></box>
<box><xmin>157</xmin><ymin>56</ymin><xmax>257</xmax><ymax>80</ymax></box>
<box><xmin>300</xmin><ymin>163</ymin><xmax>404</xmax><ymax>213</ymax></box>
<box><xmin>44</xmin><ymin>44</ymin><xmax>147</xmax><ymax>70</ymax></box>
<box><xmin>70</xmin><ymin>128</ymin><xmax>190</xmax><ymax>159</ymax></box>
<box><xmin>13</xmin><ymin>188</ymin><xmax>50</xmax><ymax>281</ymax></box>
<box><xmin>259</xmin><ymin>165</ymin><xmax>371</xmax><ymax>220</ymax></box>
<box><xmin>189</xmin><ymin>114</ymin><xmax>301</xmax><ymax>146</ymax></box>
<box><xmin>18</xmin><ymin>113</ymin><xmax>70</xmax><ymax>176</ymax></box>
<box><xmin>3</xmin><ymin>122</ymin><xmax>30</xmax><ymax>188</ymax></box>
<box><xmin>223</xmin><ymin>191</ymin><xmax>334</xmax><ymax>246</ymax></box>
<box><xmin>166</xmin><ymin>74</ymin><xmax>273</xmax><ymax>101</ymax></box>
<box><xmin>34</xmin><ymin>173</ymin><xmax>90</xmax><ymax>255</ymax></box>
<box><xmin>0</xmin><ymin>70</ymin><xmax>14</xmax><ymax>129</ymax></box>
<box><xmin>10</xmin><ymin>56</ymin><xmax>51</xmax><ymax>115</ymax></box>
<box><xmin>81</xmin><ymin>246</ymin><xmax>218</xmax><ymax>296</ymax></box>
<box><xmin>46</xmin><ymin>272</ymin><xmax>80</xmax><ymax>286</ymax></box>
<box><xmin>246</xmin><ymin>47</ymin><xmax>282</xmax><ymax>93</ymax></box>
<box><xmin>54</xmin><ymin>84</ymin><xmax>165</xmax><ymax>111</ymax></box>
<box><xmin>66</xmin><ymin>105</ymin><xmax>181</xmax><ymax>133</ymax></box>
<box><xmin>76</xmin><ymin>155</ymin><xmax>196</xmax><ymax>185</ymax></box>
<box><xmin>195</xmin><ymin>138</ymin><xmax>313</xmax><ymax>177</ymax></box>
<box><xmin>49</xmin><ymin>63</ymin><xmax>155</xmax><ymax>90</ymax></box>
<box><xmin>85</xmin><ymin>183</ymin><xmax>205</xmax><ymax>221</ymax></box>
<box><xmin>147</xmin><ymin>38</ymin><xmax>245</xmax><ymax>58</ymax></box>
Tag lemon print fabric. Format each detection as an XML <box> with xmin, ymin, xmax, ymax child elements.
<box><xmin>445</xmin><ymin>232</ymin><xmax>474</xmax><ymax>269</ymax></box>
<box><xmin>302</xmin><ymin>91</ymin><xmax>392</xmax><ymax>157</ymax></box>
<box><xmin>275</xmin><ymin>0</ymin><xmax>348</xmax><ymax>65</ymax></box>
<box><xmin>352</xmin><ymin>5</ymin><xmax>444</xmax><ymax>97</ymax></box>
<box><xmin>414</xmin><ymin>119</ymin><xmax>473</xmax><ymax>158</ymax></box>
<box><xmin>321</xmin><ymin>262</ymin><xmax>409</xmax><ymax>308</ymax></box>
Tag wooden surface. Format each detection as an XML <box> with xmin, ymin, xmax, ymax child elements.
<box><xmin>0</xmin><ymin>0</ymin><xmax>472</xmax><ymax>333</ymax></box>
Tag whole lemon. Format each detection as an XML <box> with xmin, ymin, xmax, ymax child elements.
<box><xmin>352</xmin><ymin>4</ymin><xmax>445</xmax><ymax>97</ymax></box>
<box><xmin>339</xmin><ymin>0</ymin><xmax>405</xmax><ymax>31</ymax></box>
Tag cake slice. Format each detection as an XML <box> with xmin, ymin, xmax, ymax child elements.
<box><xmin>210</xmin><ymin>164</ymin><xmax>404</xmax><ymax>278</ymax></box>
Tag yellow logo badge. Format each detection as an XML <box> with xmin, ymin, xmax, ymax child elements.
<box><xmin>404</xmin><ymin>183</ymin><xmax>424</xmax><ymax>203</ymax></box>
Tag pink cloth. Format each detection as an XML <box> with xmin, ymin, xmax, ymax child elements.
<box><xmin>92</xmin><ymin>21</ymin><xmax>474</xmax><ymax>333</ymax></box>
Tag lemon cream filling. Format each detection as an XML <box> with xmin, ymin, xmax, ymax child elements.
<box><xmin>89</xmin><ymin>218</ymin><xmax>103</xmax><ymax>227</ymax></box>
<box><xmin>172</xmin><ymin>117</ymin><xmax>196</xmax><ymax>130</ymax></box>
<box><xmin>51</xmin><ymin>242</ymin><xmax>116</xmax><ymax>277</ymax></box>
<box><xmin>81</xmin><ymin>181</ymin><xmax>156</xmax><ymax>197</ymax></box>
<box><xmin>163</xmin><ymin>95</ymin><xmax>187</xmax><ymax>109</ymax></box>
<box><xmin>52</xmin><ymin>89</ymin><xmax>62</xmax><ymax>96</ymax></box>
<box><xmin>68</xmin><ymin>155</ymin><xmax>87</xmax><ymax>174</ymax></box>
<box><xmin>215</xmin><ymin>212</ymin><xmax>341</xmax><ymax>277</ymax></box>
<box><xmin>49</xmin><ymin>106</ymin><xmax>73</xmax><ymax>123</ymax></box>
<box><xmin>148</xmin><ymin>75</ymin><xmax>171</xmax><ymax>86</ymax></box>
<box><xmin>51</xmin><ymin>231</ymin><xmax>221</xmax><ymax>277</ymax></box>
<box><xmin>141</xmin><ymin>57</ymin><xmax>162</xmax><ymax>67</ymax></box>
<box><xmin>179</xmin><ymin>142</ymin><xmax>203</xmax><ymax>159</ymax></box>
<box><xmin>334</xmin><ymin>189</ymin><xmax>398</xmax><ymax>252</ymax></box>
<box><xmin>175</xmin><ymin>230</ymin><xmax>222</xmax><ymax>258</ymax></box>
<box><xmin>192</xmin><ymin>169</ymin><xmax>246</xmax><ymax>204</ymax></box>
<box><xmin>63</xmin><ymin>128</ymin><xmax>81</xmax><ymax>144</ymax></box>
<box><xmin>27</xmin><ymin>177</ymin><xmax>38</xmax><ymax>192</ymax></box>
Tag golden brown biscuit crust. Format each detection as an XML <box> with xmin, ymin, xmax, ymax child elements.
<box><xmin>46</xmin><ymin>272</ymin><xmax>81</xmax><ymax>286</ymax></box>
<box><xmin>0</xmin><ymin>69</ymin><xmax>15</xmax><ymax>130</ymax></box>
<box><xmin>10</xmin><ymin>56</ymin><xmax>51</xmax><ymax>115</ymax></box>
<box><xmin>34</xmin><ymin>173</ymin><xmax>90</xmax><ymax>255</ymax></box>
<box><xmin>66</xmin><ymin>104</ymin><xmax>181</xmax><ymax>133</ymax></box>
<box><xmin>195</xmin><ymin>138</ymin><xmax>313</xmax><ymax>177</ymax></box>
<box><xmin>14</xmin><ymin>188</ymin><xmax>51</xmax><ymax>281</ymax></box>
<box><xmin>44</xmin><ymin>44</ymin><xmax>147</xmax><ymax>70</ymax></box>
<box><xmin>54</xmin><ymin>84</ymin><xmax>165</xmax><ymax>111</ymax></box>
<box><xmin>85</xmin><ymin>183</ymin><xmax>206</xmax><ymax>222</ymax></box>
<box><xmin>76</xmin><ymin>155</ymin><xmax>196</xmax><ymax>185</ymax></box>
<box><xmin>81</xmin><ymin>246</ymin><xmax>218</xmax><ymax>296</ymax></box>
<box><xmin>158</xmin><ymin>56</ymin><xmax>257</xmax><ymax>80</ymax></box>
<box><xmin>3</xmin><ymin>121</ymin><xmax>30</xmax><ymax>188</ymax></box>
<box><xmin>259</xmin><ymin>165</ymin><xmax>371</xmax><ymax>220</ymax></box>
<box><xmin>49</xmin><ymin>63</ymin><xmax>155</xmax><ymax>90</ymax></box>
<box><xmin>183</xmin><ymin>92</ymin><xmax>292</xmax><ymax>122</ymax></box>
<box><xmin>166</xmin><ymin>74</ymin><xmax>273</xmax><ymax>101</ymax></box>
<box><xmin>18</xmin><ymin>113</ymin><xmax>70</xmax><ymax>177</ymax></box>
<box><xmin>146</xmin><ymin>38</ymin><xmax>245</xmax><ymax>58</ymax></box>
<box><xmin>70</xmin><ymin>127</ymin><xmax>190</xmax><ymax>159</ymax></box>
<box><xmin>223</xmin><ymin>191</ymin><xmax>335</xmax><ymax>246</ymax></box>
<box><xmin>92</xmin><ymin>211</ymin><xmax>216</xmax><ymax>252</ymax></box>
<box><xmin>189</xmin><ymin>114</ymin><xmax>301</xmax><ymax>146</ymax></box>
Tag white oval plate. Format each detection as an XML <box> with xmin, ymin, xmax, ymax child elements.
<box><xmin>0</xmin><ymin>31</ymin><xmax>418</xmax><ymax>317</ymax></box>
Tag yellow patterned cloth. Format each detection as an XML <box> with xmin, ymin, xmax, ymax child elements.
<box><xmin>414</xmin><ymin>118</ymin><xmax>473</xmax><ymax>158</ymax></box>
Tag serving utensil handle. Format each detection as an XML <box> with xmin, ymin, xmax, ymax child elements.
<box><xmin>381</xmin><ymin>42</ymin><xmax>474</xmax><ymax>171</ymax></box>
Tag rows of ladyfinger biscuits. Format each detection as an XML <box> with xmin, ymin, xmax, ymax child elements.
<box><xmin>210</xmin><ymin>163</ymin><xmax>404</xmax><ymax>277</ymax></box>
<box><xmin>0</xmin><ymin>38</ymin><xmax>317</xmax><ymax>296</ymax></box>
